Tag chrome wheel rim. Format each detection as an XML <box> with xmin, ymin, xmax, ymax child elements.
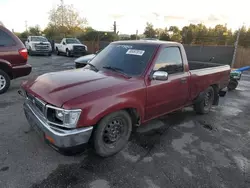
<box><xmin>0</xmin><ymin>75</ymin><xmax>6</xmax><ymax>90</ymax></box>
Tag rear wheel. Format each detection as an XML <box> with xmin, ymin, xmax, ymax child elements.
<box><xmin>0</xmin><ymin>69</ymin><xmax>10</xmax><ymax>94</ymax></box>
<box><xmin>228</xmin><ymin>79</ymin><xmax>238</xmax><ymax>91</ymax></box>
<box><xmin>194</xmin><ymin>86</ymin><xmax>214</xmax><ymax>114</ymax></box>
<box><xmin>93</xmin><ymin>110</ymin><xmax>132</xmax><ymax>157</ymax></box>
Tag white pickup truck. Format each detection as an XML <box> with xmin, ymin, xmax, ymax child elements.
<box><xmin>55</xmin><ymin>38</ymin><xmax>88</xmax><ymax>57</ymax></box>
<box><xmin>25</xmin><ymin>36</ymin><xmax>52</xmax><ymax>56</ymax></box>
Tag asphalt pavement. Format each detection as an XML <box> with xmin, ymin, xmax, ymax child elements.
<box><xmin>0</xmin><ymin>55</ymin><xmax>250</xmax><ymax>188</ymax></box>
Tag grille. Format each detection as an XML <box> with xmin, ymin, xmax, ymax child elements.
<box><xmin>35</xmin><ymin>44</ymin><xmax>50</xmax><ymax>51</ymax></box>
<box><xmin>73</xmin><ymin>46</ymin><xmax>86</xmax><ymax>52</ymax></box>
<box><xmin>26</xmin><ymin>92</ymin><xmax>45</xmax><ymax>114</ymax></box>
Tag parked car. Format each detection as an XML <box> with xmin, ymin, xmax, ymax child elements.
<box><xmin>25</xmin><ymin>36</ymin><xmax>52</xmax><ymax>56</ymax></box>
<box><xmin>55</xmin><ymin>38</ymin><xmax>88</xmax><ymax>57</ymax></box>
<box><xmin>0</xmin><ymin>23</ymin><xmax>31</xmax><ymax>94</ymax></box>
<box><xmin>20</xmin><ymin>40</ymin><xmax>230</xmax><ymax>157</ymax></box>
<box><xmin>74</xmin><ymin>49</ymin><xmax>104</xmax><ymax>68</ymax></box>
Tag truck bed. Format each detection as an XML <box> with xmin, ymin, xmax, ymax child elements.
<box><xmin>188</xmin><ymin>61</ymin><xmax>224</xmax><ymax>70</ymax></box>
<box><xmin>188</xmin><ymin>61</ymin><xmax>230</xmax><ymax>102</ymax></box>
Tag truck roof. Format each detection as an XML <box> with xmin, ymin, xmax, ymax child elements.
<box><xmin>112</xmin><ymin>40</ymin><xmax>180</xmax><ymax>46</ymax></box>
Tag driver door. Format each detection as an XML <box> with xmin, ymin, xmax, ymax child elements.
<box><xmin>145</xmin><ymin>46</ymin><xmax>189</xmax><ymax>120</ymax></box>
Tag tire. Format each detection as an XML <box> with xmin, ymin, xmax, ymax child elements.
<box><xmin>0</xmin><ymin>69</ymin><xmax>11</xmax><ymax>94</ymax></box>
<box><xmin>227</xmin><ymin>79</ymin><xmax>238</xmax><ymax>91</ymax></box>
<box><xmin>66</xmin><ymin>49</ymin><xmax>71</xmax><ymax>57</ymax></box>
<box><xmin>48</xmin><ymin>53</ymin><xmax>52</xmax><ymax>56</ymax></box>
<box><xmin>93</xmin><ymin>110</ymin><xmax>132</xmax><ymax>157</ymax></box>
<box><xmin>56</xmin><ymin>48</ymin><xmax>60</xmax><ymax>55</ymax></box>
<box><xmin>194</xmin><ymin>86</ymin><xmax>214</xmax><ymax>114</ymax></box>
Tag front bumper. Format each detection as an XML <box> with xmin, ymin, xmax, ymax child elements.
<box><xmin>30</xmin><ymin>49</ymin><xmax>52</xmax><ymax>55</ymax></box>
<box><xmin>23</xmin><ymin>99</ymin><xmax>93</xmax><ymax>149</ymax></box>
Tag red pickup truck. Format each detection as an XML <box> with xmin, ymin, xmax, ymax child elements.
<box><xmin>20</xmin><ymin>41</ymin><xmax>230</xmax><ymax>157</ymax></box>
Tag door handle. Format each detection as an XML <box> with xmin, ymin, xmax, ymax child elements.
<box><xmin>180</xmin><ymin>78</ymin><xmax>187</xmax><ymax>83</ymax></box>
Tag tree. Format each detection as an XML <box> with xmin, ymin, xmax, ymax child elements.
<box><xmin>28</xmin><ymin>25</ymin><xmax>41</xmax><ymax>36</ymax></box>
<box><xmin>48</xmin><ymin>3</ymin><xmax>87</xmax><ymax>37</ymax></box>
<box><xmin>130</xmin><ymin>34</ymin><xmax>137</xmax><ymax>40</ymax></box>
<box><xmin>169</xmin><ymin>26</ymin><xmax>181</xmax><ymax>42</ymax></box>
<box><xmin>156</xmin><ymin>28</ymin><xmax>170</xmax><ymax>41</ymax></box>
<box><xmin>144</xmin><ymin>22</ymin><xmax>156</xmax><ymax>38</ymax></box>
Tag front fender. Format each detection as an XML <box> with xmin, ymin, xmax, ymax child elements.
<box><xmin>77</xmin><ymin>96</ymin><xmax>145</xmax><ymax>127</ymax></box>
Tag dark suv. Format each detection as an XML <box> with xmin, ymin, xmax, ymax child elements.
<box><xmin>0</xmin><ymin>24</ymin><xmax>32</xmax><ymax>94</ymax></box>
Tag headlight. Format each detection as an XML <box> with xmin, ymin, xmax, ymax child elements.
<box><xmin>47</xmin><ymin>105</ymin><xmax>81</xmax><ymax>129</ymax></box>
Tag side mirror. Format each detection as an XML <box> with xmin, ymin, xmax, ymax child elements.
<box><xmin>27</xmin><ymin>39</ymin><xmax>29</xmax><ymax>42</ymax></box>
<box><xmin>152</xmin><ymin>71</ymin><xmax>168</xmax><ymax>81</ymax></box>
<box><xmin>63</xmin><ymin>42</ymin><xmax>66</xmax><ymax>45</ymax></box>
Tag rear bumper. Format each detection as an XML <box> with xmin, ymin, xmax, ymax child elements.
<box><xmin>12</xmin><ymin>64</ymin><xmax>32</xmax><ymax>79</ymax></box>
<box><xmin>71</xmin><ymin>49</ymin><xmax>87</xmax><ymax>57</ymax></box>
<box><xmin>23</xmin><ymin>99</ymin><xmax>93</xmax><ymax>149</ymax></box>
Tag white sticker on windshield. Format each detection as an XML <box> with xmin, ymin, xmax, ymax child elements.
<box><xmin>126</xmin><ymin>49</ymin><xmax>145</xmax><ymax>56</ymax></box>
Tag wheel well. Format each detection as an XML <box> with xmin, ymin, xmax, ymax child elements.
<box><xmin>125</xmin><ymin>108</ymin><xmax>141</xmax><ymax>126</ymax></box>
<box><xmin>0</xmin><ymin>63</ymin><xmax>12</xmax><ymax>79</ymax></box>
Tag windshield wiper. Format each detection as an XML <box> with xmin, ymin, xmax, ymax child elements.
<box><xmin>102</xmin><ymin>66</ymin><xmax>131</xmax><ymax>78</ymax></box>
<box><xmin>85</xmin><ymin>62</ymin><xmax>98</xmax><ymax>72</ymax></box>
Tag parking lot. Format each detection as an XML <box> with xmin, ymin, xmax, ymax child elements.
<box><xmin>1</xmin><ymin>55</ymin><xmax>250</xmax><ymax>188</ymax></box>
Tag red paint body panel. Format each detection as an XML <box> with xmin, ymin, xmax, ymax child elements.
<box><xmin>22</xmin><ymin>41</ymin><xmax>230</xmax><ymax>128</ymax></box>
<box><xmin>0</xmin><ymin>25</ymin><xmax>32</xmax><ymax>79</ymax></box>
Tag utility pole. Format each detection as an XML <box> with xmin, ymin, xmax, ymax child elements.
<box><xmin>25</xmin><ymin>20</ymin><xmax>28</xmax><ymax>32</ymax></box>
<box><xmin>231</xmin><ymin>27</ymin><xmax>241</xmax><ymax>68</ymax></box>
<box><xmin>113</xmin><ymin>21</ymin><xmax>117</xmax><ymax>34</ymax></box>
<box><xmin>60</xmin><ymin>0</ymin><xmax>65</xmax><ymax>36</ymax></box>
<box><xmin>136</xmin><ymin>30</ymin><xmax>138</xmax><ymax>40</ymax></box>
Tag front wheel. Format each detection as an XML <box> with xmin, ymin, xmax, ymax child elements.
<box><xmin>93</xmin><ymin>110</ymin><xmax>132</xmax><ymax>157</ymax></box>
<box><xmin>66</xmin><ymin>49</ymin><xmax>71</xmax><ymax>57</ymax></box>
<box><xmin>194</xmin><ymin>86</ymin><xmax>214</xmax><ymax>114</ymax></box>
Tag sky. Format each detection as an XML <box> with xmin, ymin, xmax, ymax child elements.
<box><xmin>0</xmin><ymin>0</ymin><xmax>249</xmax><ymax>34</ymax></box>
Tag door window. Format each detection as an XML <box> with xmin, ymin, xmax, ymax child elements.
<box><xmin>153</xmin><ymin>47</ymin><xmax>183</xmax><ymax>74</ymax></box>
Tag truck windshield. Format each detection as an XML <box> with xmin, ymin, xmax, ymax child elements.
<box><xmin>88</xmin><ymin>43</ymin><xmax>157</xmax><ymax>76</ymax></box>
<box><xmin>31</xmin><ymin>37</ymin><xmax>48</xmax><ymax>42</ymax></box>
<box><xmin>66</xmin><ymin>38</ymin><xmax>81</xmax><ymax>44</ymax></box>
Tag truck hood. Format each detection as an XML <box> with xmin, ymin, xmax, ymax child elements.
<box><xmin>22</xmin><ymin>69</ymin><xmax>129</xmax><ymax>107</ymax></box>
<box><xmin>30</xmin><ymin>41</ymin><xmax>50</xmax><ymax>45</ymax></box>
